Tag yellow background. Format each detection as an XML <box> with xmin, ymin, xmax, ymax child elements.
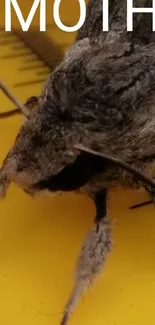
<box><xmin>0</xmin><ymin>1</ymin><xmax>155</xmax><ymax>325</ymax></box>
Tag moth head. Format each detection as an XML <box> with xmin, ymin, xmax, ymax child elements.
<box><xmin>2</xmin><ymin>96</ymin><xmax>84</xmax><ymax>195</ymax></box>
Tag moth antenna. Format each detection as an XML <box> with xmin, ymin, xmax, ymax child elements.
<box><xmin>0</xmin><ymin>80</ymin><xmax>30</xmax><ymax>118</ymax></box>
<box><xmin>60</xmin><ymin>217</ymin><xmax>111</xmax><ymax>325</ymax></box>
<box><xmin>74</xmin><ymin>144</ymin><xmax>155</xmax><ymax>190</ymax></box>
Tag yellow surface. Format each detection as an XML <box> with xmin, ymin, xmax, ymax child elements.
<box><xmin>0</xmin><ymin>1</ymin><xmax>155</xmax><ymax>325</ymax></box>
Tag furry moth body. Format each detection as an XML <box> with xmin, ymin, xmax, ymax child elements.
<box><xmin>1</xmin><ymin>1</ymin><xmax>155</xmax><ymax>325</ymax></box>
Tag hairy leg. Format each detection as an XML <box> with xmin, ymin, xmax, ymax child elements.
<box><xmin>60</xmin><ymin>189</ymin><xmax>112</xmax><ymax>325</ymax></box>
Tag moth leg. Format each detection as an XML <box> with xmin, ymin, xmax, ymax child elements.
<box><xmin>60</xmin><ymin>189</ymin><xmax>111</xmax><ymax>325</ymax></box>
<box><xmin>129</xmin><ymin>183</ymin><xmax>155</xmax><ymax>209</ymax></box>
<box><xmin>130</xmin><ymin>200</ymin><xmax>152</xmax><ymax>209</ymax></box>
<box><xmin>94</xmin><ymin>188</ymin><xmax>107</xmax><ymax>224</ymax></box>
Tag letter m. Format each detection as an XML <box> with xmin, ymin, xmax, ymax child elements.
<box><xmin>5</xmin><ymin>0</ymin><xmax>46</xmax><ymax>31</ymax></box>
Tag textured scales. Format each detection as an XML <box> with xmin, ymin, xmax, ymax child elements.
<box><xmin>1</xmin><ymin>1</ymin><xmax>155</xmax><ymax>324</ymax></box>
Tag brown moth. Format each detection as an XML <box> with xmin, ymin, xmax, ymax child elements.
<box><xmin>1</xmin><ymin>1</ymin><xmax>155</xmax><ymax>324</ymax></box>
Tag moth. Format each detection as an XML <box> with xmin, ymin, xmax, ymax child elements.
<box><xmin>1</xmin><ymin>1</ymin><xmax>155</xmax><ymax>324</ymax></box>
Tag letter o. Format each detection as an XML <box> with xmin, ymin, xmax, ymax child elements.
<box><xmin>53</xmin><ymin>0</ymin><xmax>86</xmax><ymax>32</ymax></box>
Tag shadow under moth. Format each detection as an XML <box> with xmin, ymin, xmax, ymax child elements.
<box><xmin>1</xmin><ymin>0</ymin><xmax>155</xmax><ymax>324</ymax></box>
